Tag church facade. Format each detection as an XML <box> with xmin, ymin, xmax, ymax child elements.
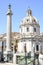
<box><xmin>17</xmin><ymin>9</ymin><xmax>43</xmax><ymax>55</ymax></box>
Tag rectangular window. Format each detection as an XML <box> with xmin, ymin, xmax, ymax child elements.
<box><xmin>34</xmin><ymin>28</ymin><xmax>36</xmax><ymax>32</ymax></box>
<box><xmin>36</xmin><ymin>45</ymin><xmax>39</xmax><ymax>51</ymax></box>
<box><xmin>27</xmin><ymin>28</ymin><xmax>29</xmax><ymax>32</ymax></box>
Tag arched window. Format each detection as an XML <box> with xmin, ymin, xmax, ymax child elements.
<box><xmin>36</xmin><ymin>45</ymin><xmax>39</xmax><ymax>51</ymax></box>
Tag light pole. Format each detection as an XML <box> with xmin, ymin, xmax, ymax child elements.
<box><xmin>1</xmin><ymin>41</ymin><xmax>4</xmax><ymax>62</ymax></box>
<box><xmin>33</xmin><ymin>45</ymin><xmax>35</xmax><ymax>65</ymax></box>
<box><xmin>24</xmin><ymin>43</ymin><xmax>27</xmax><ymax>65</ymax></box>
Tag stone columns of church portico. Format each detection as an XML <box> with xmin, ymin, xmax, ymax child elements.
<box><xmin>31</xmin><ymin>42</ymin><xmax>35</xmax><ymax>57</ymax></box>
<box><xmin>39</xmin><ymin>44</ymin><xmax>42</xmax><ymax>54</ymax></box>
<box><xmin>18</xmin><ymin>40</ymin><xmax>32</xmax><ymax>53</ymax></box>
<box><xmin>18</xmin><ymin>42</ymin><xmax>25</xmax><ymax>53</ymax></box>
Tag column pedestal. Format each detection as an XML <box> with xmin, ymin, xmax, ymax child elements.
<box><xmin>4</xmin><ymin>51</ymin><xmax>13</xmax><ymax>62</ymax></box>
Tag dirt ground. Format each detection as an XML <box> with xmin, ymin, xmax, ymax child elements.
<box><xmin>0</xmin><ymin>63</ymin><xmax>18</xmax><ymax>65</ymax></box>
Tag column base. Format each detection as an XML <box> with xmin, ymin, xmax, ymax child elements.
<box><xmin>4</xmin><ymin>51</ymin><xmax>13</xmax><ymax>63</ymax></box>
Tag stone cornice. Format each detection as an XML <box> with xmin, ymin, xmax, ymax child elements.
<box><xmin>20</xmin><ymin>23</ymin><xmax>40</xmax><ymax>28</ymax></box>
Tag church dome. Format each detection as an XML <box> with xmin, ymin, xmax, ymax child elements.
<box><xmin>20</xmin><ymin>9</ymin><xmax>40</xmax><ymax>36</ymax></box>
<box><xmin>20</xmin><ymin>9</ymin><xmax>40</xmax><ymax>27</ymax></box>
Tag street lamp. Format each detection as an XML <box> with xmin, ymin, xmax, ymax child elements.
<box><xmin>24</xmin><ymin>43</ymin><xmax>27</xmax><ymax>65</ymax></box>
<box><xmin>1</xmin><ymin>41</ymin><xmax>4</xmax><ymax>62</ymax></box>
<box><xmin>32</xmin><ymin>44</ymin><xmax>35</xmax><ymax>65</ymax></box>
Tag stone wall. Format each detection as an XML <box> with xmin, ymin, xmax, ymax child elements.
<box><xmin>39</xmin><ymin>54</ymin><xmax>43</xmax><ymax>65</ymax></box>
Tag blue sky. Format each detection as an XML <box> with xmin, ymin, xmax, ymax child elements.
<box><xmin>0</xmin><ymin>0</ymin><xmax>43</xmax><ymax>34</ymax></box>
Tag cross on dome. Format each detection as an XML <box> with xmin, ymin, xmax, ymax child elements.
<box><xmin>27</xmin><ymin>8</ymin><xmax>32</xmax><ymax>16</ymax></box>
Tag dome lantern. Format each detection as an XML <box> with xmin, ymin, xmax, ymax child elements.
<box><xmin>27</xmin><ymin>9</ymin><xmax>32</xmax><ymax>16</ymax></box>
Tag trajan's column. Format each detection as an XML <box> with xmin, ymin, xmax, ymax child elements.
<box><xmin>4</xmin><ymin>5</ymin><xmax>13</xmax><ymax>62</ymax></box>
<box><xmin>6</xmin><ymin>4</ymin><xmax>13</xmax><ymax>52</ymax></box>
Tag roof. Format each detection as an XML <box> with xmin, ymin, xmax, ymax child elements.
<box><xmin>20</xmin><ymin>9</ymin><xmax>40</xmax><ymax>27</ymax></box>
<box><xmin>0</xmin><ymin>32</ymin><xmax>20</xmax><ymax>40</ymax></box>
